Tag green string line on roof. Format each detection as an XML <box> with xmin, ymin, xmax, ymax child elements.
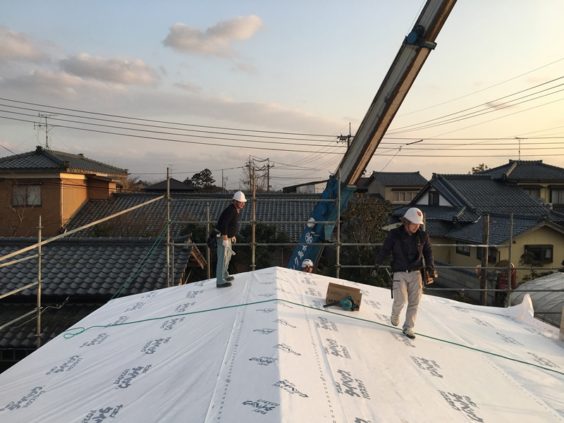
<box><xmin>63</xmin><ymin>297</ymin><xmax>564</xmax><ymax>377</ymax></box>
<box><xmin>111</xmin><ymin>223</ymin><xmax>168</xmax><ymax>300</ymax></box>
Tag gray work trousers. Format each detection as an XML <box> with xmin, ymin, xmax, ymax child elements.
<box><xmin>216</xmin><ymin>239</ymin><xmax>233</xmax><ymax>286</ymax></box>
<box><xmin>391</xmin><ymin>271</ymin><xmax>423</xmax><ymax>331</ymax></box>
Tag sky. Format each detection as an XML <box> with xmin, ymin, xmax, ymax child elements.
<box><xmin>1</xmin><ymin>0</ymin><xmax>564</xmax><ymax>190</ymax></box>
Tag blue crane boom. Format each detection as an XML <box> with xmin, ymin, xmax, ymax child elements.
<box><xmin>289</xmin><ymin>0</ymin><xmax>457</xmax><ymax>270</ymax></box>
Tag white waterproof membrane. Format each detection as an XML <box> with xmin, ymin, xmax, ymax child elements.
<box><xmin>1</xmin><ymin>267</ymin><xmax>563</xmax><ymax>422</ymax></box>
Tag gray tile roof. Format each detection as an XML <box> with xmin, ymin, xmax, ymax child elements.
<box><xmin>445</xmin><ymin>215</ymin><xmax>552</xmax><ymax>245</ymax></box>
<box><xmin>0</xmin><ymin>146</ymin><xmax>127</xmax><ymax>176</ymax></box>
<box><xmin>370</xmin><ymin>171</ymin><xmax>427</xmax><ymax>187</ymax></box>
<box><xmin>65</xmin><ymin>193</ymin><xmax>322</xmax><ymax>241</ymax></box>
<box><xmin>478</xmin><ymin>160</ymin><xmax>564</xmax><ymax>182</ymax></box>
<box><xmin>430</xmin><ymin>174</ymin><xmax>551</xmax><ymax>217</ymax></box>
<box><xmin>0</xmin><ymin>303</ymin><xmax>98</xmax><ymax>349</ymax></box>
<box><xmin>401</xmin><ymin>173</ymin><xmax>564</xmax><ymax>243</ymax></box>
<box><xmin>0</xmin><ymin>238</ymin><xmax>189</xmax><ymax>298</ymax></box>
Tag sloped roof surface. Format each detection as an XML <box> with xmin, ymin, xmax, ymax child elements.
<box><xmin>432</xmin><ymin>174</ymin><xmax>548</xmax><ymax>217</ymax></box>
<box><xmin>511</xmin><ymin>272</ymin><xmax>564</xmax><ymax>327</ymax></box>
<box><xmin>371</xmin><ymin>171</ymin><xmax>427</xmax><ymax>186</ymax></box>
<box><xmin>479</xmin><ymin>160</ymin><xmax>564</xmax><ymax>181</ymax></box>
<box><xmin>66</xmin><ymin>193</ymin><xmax>322</xmax><ymax>241</ymax></box>
<box><xmin>445</xmin><ymin>215</ymin><xmax>552</xmax><ymax>245</ymax></box>
<box><xmin>0</xmin><ymin>146</ymin><xmax>127</xmax><ymax>176</ymax></box>
<box><xmin>0</xmin><ymin>238</ymin><xmax>188</xmax><ymax>298</ymax></box>
<box><xmin>0</xmin><ymin>267</ymin><xmax>562</xmax><ymax>422</ymax></box>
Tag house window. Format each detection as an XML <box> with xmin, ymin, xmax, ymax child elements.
<box><xmin>456</xmin><ymin>243</ymin><xmax>470</xmax><ymax>256</ymax></box>
<box><xmin>428</xmin><ymin>191</ymin><xmax>439</xmax><ymax>206</ymax></box>
<box><xmin>551</xmin><ymin>189</ymin><xmax>564</xmax><ymax>204</ymax></box>
<box><xmin>12</xmin><ymin>185</ymin><xmax>41</xmax><ymax>207</ymax></box>
<box><xmin>522</xmin><ymin>245</ymin><xmax>553</xmax><ymax>264</ymax></box>
<box><xmin>392</xmin><ymin>190</ymin><xmax>417</xmax><ymax>203</ymax></box>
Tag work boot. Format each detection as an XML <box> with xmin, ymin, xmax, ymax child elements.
<box><xmin>217</xmin><ymin>282</ymin><xmax>232</xmax><ymax>288</ymax></box>
<box><xmin>225</xmin><ymin>275</ymin><xmax>234</xmax><ymax>282</ymax></box>
<box><xmin>390</xmin><ymin>315</ymin><xmax>399</xmax><ymax>326</ymax></box>
<box><xmin>403</xmin><ymin>328</ymin><xmax>416</xmax><ymax>339</ymax></box>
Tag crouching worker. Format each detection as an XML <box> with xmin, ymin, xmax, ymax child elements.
<box><xmin>374</xmin><ymin>207</ymin><xmax>435</xmax><ymax>339</ymax></box>
<box><xmin>301</xmin><ymin>259</ymin><xmax>314</xmax><ymax>273</ymax></box>
<box><xmin>215</xmin><ymin>191</ymin><xmax>247</xmax><ymax>288</ymax></box>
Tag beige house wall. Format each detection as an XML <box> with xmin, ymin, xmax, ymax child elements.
<box><xmin>437</xmin><ymin>225</ymin><xmax>564</xmax><ymax>283</ymax></box>
<box><xmin>60</xmin><ymin>174</ymin><xmax>88</xmax><ymax>227</ymax></box>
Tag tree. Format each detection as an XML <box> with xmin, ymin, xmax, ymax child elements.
<box><xmin>187</xmin><ymin>169</ymin><xmax>218</xmax><ymax>191</ymax></box>
<box><xmin>470</xmin><ymin>163</ymin><xmax>488</xmax><ymax>174</ymax></box>
<box><xmin>234</xmin><ymin>223</ymin><xmax>292</xmax><ymax>270</ymax></box>
<box><xmin>337</xmin><ymin>194</ymin><xmax>392</xmax><ymax>286</ymax></box>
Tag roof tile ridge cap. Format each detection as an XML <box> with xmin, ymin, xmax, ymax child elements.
<box><xmin>504</xmin><ymin>160</ymin><xmax>518</xmax><ymax>178</ymax></box>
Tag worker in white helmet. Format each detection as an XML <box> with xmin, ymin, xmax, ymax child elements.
<box><xmin>373</xmin><ymin>207</ymin><xmax>436</xmax><ymax>339</ymax></box>
<box><xmin>301</xmin><ymin>259</ymin><xmax>314</xmax><ymax>273</ymax></box>
<box><xmin>215</xmin><ymin>191</ymin><xmax>247</xmax><ymax>287</ymax></box>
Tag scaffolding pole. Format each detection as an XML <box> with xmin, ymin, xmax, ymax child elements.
<box><xmin>36</xmin><ymin>215</ymin><xmax>42</xmax><ymax>348</ymax></box>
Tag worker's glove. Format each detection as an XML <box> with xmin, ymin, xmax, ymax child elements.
<box><xmin>222</xmin><ymin>239</ymin><xmax>229</xmax><ymax>247</ymax></box>
<box><xmin>231</xmin><ymin>237</ymin><xmax>237</xmax><ymax>244</ymax></box>
<box><xmin>371</xmin><ymin>265</ymin><xmax>380</xmax><ymax>278</ymax></box>
<box><xmin>424</xmin><ymin>267</ymin><xmax>437</xmax><ymax>285</ymax></box>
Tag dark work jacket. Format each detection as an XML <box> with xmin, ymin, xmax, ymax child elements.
<box><xmin>217</xmin><ymin>203</ymin><xmax>241</xmax><ymax>237</ymax></box>
<box><xmin>374</xmin><ymin>226</ymin><xmax>434</xmax><ymax>272</ymax></box>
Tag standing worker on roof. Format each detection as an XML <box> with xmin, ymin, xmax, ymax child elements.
<box><xmin>373</xmin><ymin>207</ymin><xmax>436</xmax><ymax>339</ymax></box>
<box><xmin>215</xmin><ymin>191</ymin><xmax>247</xmax><ymax>288</ymax></box>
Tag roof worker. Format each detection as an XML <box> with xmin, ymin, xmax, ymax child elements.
<box><xmin>215</xmin><ymin>191</ymin><xmax>247</xmax><ymax>288</ymax></box>
<box><xmin>494</xmin><ymin>260</ymin><xmax>517</xmax><ymax>307</ymax></box>
<box><xmin>373</xmin><ymin>207</ymin><xmax>436</xmax><ymax>340</ymax></box>
<box><xmin>301</xmin><ymin>259</ymin><xmax>314</xmax><ymax>273</ymax></box>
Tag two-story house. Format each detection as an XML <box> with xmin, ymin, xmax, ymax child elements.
<box><xmin>357</xmin><ymin>171</ymin><xmax>427</xmax><ymax>205</ymax></box>
<box><xmin>0</xmin><ymin>146</ymin><xmax>128</xmax><ymax>236</ymax></box>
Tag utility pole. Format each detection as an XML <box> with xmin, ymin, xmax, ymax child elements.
<box><xmin>337</xmin><ymin>122</ymin><xmax>353</xmax><ymax>151</ymax></box>
<box><xmin>265</xmin><ymin>158</ymin><xmax>274</xmax><ymax>192</ymax></box>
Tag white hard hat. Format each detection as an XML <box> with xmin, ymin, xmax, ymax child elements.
<box><xmin>403</xmin><ymin>207</ymin><xmax>424</xmax><ymax>224</ymax></box>
<box><xmin>302</xmin><ymin>259</ymin><xmax>314</xmax><ymax>268</ymax></box>
<box><xmin>232</xmin><ymin>191</ymin><xmax>247</xmax><ymax>202</ymax></box>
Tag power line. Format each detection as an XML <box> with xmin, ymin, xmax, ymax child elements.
<box><xmin>389</xmin><ymin>76</ymin><xmax>564</xmax><ymax>134</ymax></box>
<box><xmin>0</xmin><ymin>114</ymin><xmax>347</xmax><ymax>155</ymax></box>
<box><xmin>398</xmin><ymin>56</ymin><xmax>564</xmax><ymax>117</ymax></box>
<box><xmin>0</xmin><ymin>96</ymin><xmax>337</xmax><ymax>138</ymax></box>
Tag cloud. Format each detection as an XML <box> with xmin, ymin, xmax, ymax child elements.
<box><xmin>163</xmin><ymin>15</ymin><xmax>263</xmax><ymax>57</ymax></box>
<box><xmin>0</xmin><ymin>69</ymin><xmax>123</xmax><ymax>98</ymax></box>
<box><xmin>60</xmin><ymin>54</ymin><xmax>159</xmax><ymax>85</ymax></box>
<box><xmin>0</xmin><ymin>27</ymin><xmax>46</xmax><ymax>62</ymax></box>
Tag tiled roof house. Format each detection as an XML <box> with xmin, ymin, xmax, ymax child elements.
<box><xmin>477</xmin><ymin>159</ymin><xmax>564</xmax><ymax>212</ymax></box>
<box><xmin>0</xmin><ymin>146</ymin><xmax>127</xmax><ymax>237</ymax></box>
